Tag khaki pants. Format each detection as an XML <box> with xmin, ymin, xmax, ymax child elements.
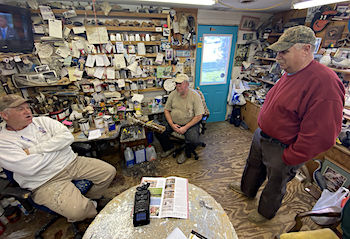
<box><xmin>32</xmin><ymin>156</ymin><xmax>116</xmax><ymax>222</ymax></box>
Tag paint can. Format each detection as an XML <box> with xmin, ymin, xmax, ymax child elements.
<box><xmin>108</xmin><ymin>122</ymin><xmax>116</xmax><ymax>131</ymax></box>
<box><xmin>79</xmin><ymin>118</ymin><xmax>90</xmax><ymax>131</ymax></box>
<box><xmin>103</xmin><ymin>115</ymin><xmax>113</xmax><ymax>128</ymax></box>
<box><xmin>94</xmin><ymin>116</ymin><xmax>104</xmax><ymax>129</ymax></box>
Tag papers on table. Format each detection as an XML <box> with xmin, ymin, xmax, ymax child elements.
<box><xmin>165</xmin><ymin>227</ymin><xmax>187</xmax><ymax>239</ymax></box>
<box><xmin>88</xmin><ymin>129</ymin><xmax>102</xmax><ymax>140</ymax></box>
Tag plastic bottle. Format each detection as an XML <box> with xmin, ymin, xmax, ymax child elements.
<box><xmin>0</xmin><ymin>204</ymin><xmax>8</xmax><ymax>225</ymax></box>
<box><xmin>8</xmin><ymin>197</ymin><xmax>29</xmax><ymax>216</ymax></box>
<box><xmin>146</xmin><ymin>145</ymin><xmax>157</xmax><ymax>162</ymax></box>
<box><xmin>124</xmin><ymin>147</ymin><xmax>135</xmax><ymax>168</ymax></box>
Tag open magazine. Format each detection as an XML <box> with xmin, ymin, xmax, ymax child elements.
<box><xmin>140</xmin><ymin>176</ymin><xmax>189</xmax><ymax>219</ymax></box>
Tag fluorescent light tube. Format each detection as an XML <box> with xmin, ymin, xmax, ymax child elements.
<box><xmin>133</xmin><ymin>0</ymin><xmax>216</xmax><ymax>6</ymax></box>
<box><xmin>293</xmin><ymin>0</ymin><xmax>349</xmax><ymax>9</ymax></box>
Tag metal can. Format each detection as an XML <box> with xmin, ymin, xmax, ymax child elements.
<box><xmin>108</xmin><ymin>122</ymin><xmax>116</xmax><ymax>131</ymax></box>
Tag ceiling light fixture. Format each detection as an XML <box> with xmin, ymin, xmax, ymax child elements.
<box><xmin>292</xmin><ymin>0</ymin><xmax>349</xmax><ymax>10</ymax></box>
<box><xmin>134</xmin><ymin>0</ymin><xmax>216</xmax><ymax>6</ymax></box>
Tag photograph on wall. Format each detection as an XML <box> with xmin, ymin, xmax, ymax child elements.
<box><xmin>243</xmin><ymin>33</ymin><xmax>253</xmax><ymax>41</ymax></box>
<box><xmin>239</xmin><ymin>16</ymin><xmax>260</xmax><ymax>31</ymax></box>
<box><xmin>234</xmin><ymin>44</ymin><xmax>250</xmax><ymax>67</ymax></box>
<box><xmin>333</xmin><ymin>3</ymin><xmax>350</xmax><ymax>20</ymax></box>
<box><xmin>165</xmin><ymin>49</ymin><xmax>173</xmax><ymax>61</ymax></box>
<box><xmin>322</xmin><ymin>25</ymin><xmax>345</xmax><ymax>47</ymax></box>
<box><xmin>321</xmin><ymin>157</ymin><xmax>350</xmax><ymax>192</ymax></box>
<box><xmin>306</xmin><ymin>6</ymin><xmax>323</xmax><ymax>22</ymax></box>
<box><xmin>314</xmin><ymin>37</ymin><xmax>322</xmax><ymax>54</ymax></box>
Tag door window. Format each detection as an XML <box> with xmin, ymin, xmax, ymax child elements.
<box><xmin>200</xmin><ymin>34</ymin><xmax>233</xmax><ymax>85</ymax></box>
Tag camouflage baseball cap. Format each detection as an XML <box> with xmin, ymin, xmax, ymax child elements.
<box><xmin>268</xmin><ymin>25</ymin><xmax>316</xmax><ymax>52</ymax></box>
<box><xmin>0</xmin><ymin>94</ymin><xmax>33</xmax><ymax>111</ymax></box>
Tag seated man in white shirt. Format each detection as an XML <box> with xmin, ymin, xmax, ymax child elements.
<box><xmin>0</xmin><ymin>94</ymin><xmax>116</xmax><ymax>222</ymax></box>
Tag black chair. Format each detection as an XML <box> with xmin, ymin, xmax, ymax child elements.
<box><xmin>1</xmin><ymin>169</ymin><xmax>92</xmax><ymax>239</ymax></box>
<box><xmin>171</xmin><ymin>88</ymin><xmax>210</xmax><ymax>160</ymax></box>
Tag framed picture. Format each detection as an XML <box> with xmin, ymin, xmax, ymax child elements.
<box><xmin>243</xmin><ymin>33</ymin><xmax>253</xmax><ymax>41</ymax></box>
<box><xmin>165</xmin><ymin>49</ymin><xmax>173</xmax><ymax>61</ymax></box>
<box><xmin>314</xmin><ymin>37</ymin><xmax>322</xmax><ymax>54</ymax></box>
<box><xmin>163</xmin><ymin>28</ymin><xmax>170</xmax><ymax>37</ymax></box>
<box><xmin>333</xmin><ymin>3</ymin><xmax>350</xmax><ymax>20</ymax></box>
<box><xmin>239</xmin><ymin>16</ymin><xmax>260</xmax><ymax>31</ymax></box>
<box><xmin>334</xmin><ymin>48</ymin><xmax>350</xmax><ymax>58</ymax></box>
<box><xmin>34</xmin><ymin>65</ymin><xmax>50</xmax><ymax>73</ymax></box>
<box><xmin>321</xmin><ymin>157</ymin><xmax>350</xmax><ymax>192</ymax></box>
<box><xmin>322</xmin><ymin>25</ymin><xmax>345</xmax><ymax>47</ymax></box>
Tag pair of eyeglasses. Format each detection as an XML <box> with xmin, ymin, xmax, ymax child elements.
<box><xmin>175</xmin><ymin>82</ymin><xmax>183</xmax><ymax>85</ymax></box>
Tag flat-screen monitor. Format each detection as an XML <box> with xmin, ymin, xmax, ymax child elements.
<box><xmin>0</xmin><ymin>4</ymin><xmax>34</xmax><ymax>53</ymax></box>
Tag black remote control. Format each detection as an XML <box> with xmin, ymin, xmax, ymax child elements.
<box><xmin>133</xmin><ymin>182</ymin><xmax>151</xmax><ymax>227</ymax></box>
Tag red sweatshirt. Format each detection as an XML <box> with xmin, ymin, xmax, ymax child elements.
<box><xmin>258</xmin><ymin>60</ymin><xmax>345</xmax><ymax>165</ymax></box>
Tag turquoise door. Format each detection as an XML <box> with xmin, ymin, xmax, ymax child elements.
<box><xmin>195</xmin><ymin>25</ymin><xmax>238</xmax><ymax>123</ymax></box>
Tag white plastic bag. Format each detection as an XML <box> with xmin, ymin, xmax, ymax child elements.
<box><xmin>311</xmin><ymin>187</ymin><xmax>349</xmax><ymax>225</ymax></box>
<box><xmin>228</xmin><ymin>78</ymin><xmax>246</xmax><ymax>106</ymax></box>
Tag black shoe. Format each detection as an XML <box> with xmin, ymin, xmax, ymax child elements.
<box><xmin>96</xmin><ymin>198</ymin><xmax>112</xmax><ymax>212</ymax></box>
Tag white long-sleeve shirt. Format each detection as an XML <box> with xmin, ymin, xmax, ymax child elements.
<box><xmin>0</xmin><ymin>117</ymin><xmax>76</xmax><ymax>190</ymax></box>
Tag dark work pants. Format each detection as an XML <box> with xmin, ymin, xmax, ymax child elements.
<box><xmin>154</xmin><ymin>121</ymin><xmax>200</xmax><ymax>158</ymax></box>
<box><xmin>241</xmin><ymin>127</ymin><xmax>303</xmax><ymax>219</ymax></box>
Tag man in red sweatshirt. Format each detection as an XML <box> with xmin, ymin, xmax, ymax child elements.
<box><xmin>230</xmin><ymin>25</ymin><xmax>345</xmax><ymax>223</ymax></box>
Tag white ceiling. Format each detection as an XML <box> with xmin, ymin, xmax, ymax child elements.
<box><xmin>115</xmin><ymin>0</ymin><xmax>294</xmax><ymax>13</ymax></box>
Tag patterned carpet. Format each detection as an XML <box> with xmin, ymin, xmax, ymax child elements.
<box><xmin>0</xmin><ymin>121</ymin><xmax>321</xmax><ymax>239</ymax></box>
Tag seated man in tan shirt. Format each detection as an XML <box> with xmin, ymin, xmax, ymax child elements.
<box><xmin>155</xmin><ymin>74</ymin><xmax>204</xmax><ymax>164</ymax></box>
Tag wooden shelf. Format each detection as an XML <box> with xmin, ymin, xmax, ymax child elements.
<box><xmin>256</xmin><ymin>57</ymin><xmax>276</xmax><ymax>61</ymax></box>
<box><xmin>62</xmin><ymin>25</ymin><xmax>160</xmax><ymax>32</ymax></box>
<box><xmin>269</xmin><ymin>33</ymin><xmax>282</xmax><ymax>37</ymax></box>
<box><xmin>252</xmin><ymin>76</ymin><xmax>276</xmax><ymax>85</ymax></box>
<box><xmin>0</xmin><ymin>53</ymin><xmax>33</xmax><ymax>62</ymax></box>
<box><xmin>129</xmin><ymin>76</ymin><xmax>158</xmax><ymax>81</ymax></box>
<box><xmin>329</xmin><ymin>67</ymin><xmax>350</xmax><ymax>74</ymax></box>
<box><xmin>31</xmin><ymin>9</ymin><xmax>168</xmax><ymax>19</ymax></box>
<box><xmin>111</xmin><ymin>41</ymin><xmax>162</xmax><ymax>45</ymax></box>
<box><xmin>139</xmin><ymin>87</ymin><xmax>164</xmax><ymax>92</ymax></box>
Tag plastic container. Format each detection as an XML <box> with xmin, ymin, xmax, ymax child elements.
<box><xmin>8</xmin><ymin>198</ymin><xmax>29</xmax><ymax>216</ymax></box>
<box><xmin>0</xmin><ymin>205</ymin><xmax>8</xmax><ymax>225</ymax></box>
<box><xmin>124</xmin><ymin>147</ymin><xmax>135</xmax><ymax>168</ymax></box>
<box><xmin>0</xmin><ymin>220</ymin><xmax>5</xmax><ymax>235</ymax></box>
<box><xmin>146</xmin><ymin>145</ymin><xmax>157</xmax><ymax>162</ymax></box>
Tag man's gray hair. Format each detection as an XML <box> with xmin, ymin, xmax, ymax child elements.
<box><xmin>294</xmin><ymin>43</ymin><xmax>315</xmax><ymax>52</ymax></box>
<box><xmin>2</xmin><ymin>108</ymin><xmax>10</xmax><ymax>115</ymax></box>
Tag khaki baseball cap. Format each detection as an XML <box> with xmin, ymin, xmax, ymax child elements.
<box><xmin>174</xmin><ymin>74</ymin><xmax>189</xmax><ymax>83</ymax></box>
<box><xmin>268</xmin><ymin>25</ymin><xmax>316</xmax><ymax>52</ymax></box>
<box><xmin>0</xmin><ymin>94</ymin><xmax>33</xmax><ymax>111</ymax></box>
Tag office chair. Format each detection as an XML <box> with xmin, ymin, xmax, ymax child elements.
<box><xmin>0</xmin><ymin>169</ymin><xmax>92</xmax><ymax>239</ymax></box>
<box><xmin>274</xmin><ymin>197</ymin><xmax>350</xmax><ymax>239</ymax></box>
<box><xmin>171</xmin><ymin>88</ymin><xmax>210</xmax><ymax>160</ymax></box>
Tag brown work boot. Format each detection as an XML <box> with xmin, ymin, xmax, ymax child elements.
<box><xmin>160</xmin><ymin>146</ymin><xmax>176</xmax><ymax>158</ymax></box>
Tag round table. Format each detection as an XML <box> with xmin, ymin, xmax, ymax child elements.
<box><xmin>83</xmin><ymin>183</ymin><xmax>238</xmax><ymax>239</ymax></box>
